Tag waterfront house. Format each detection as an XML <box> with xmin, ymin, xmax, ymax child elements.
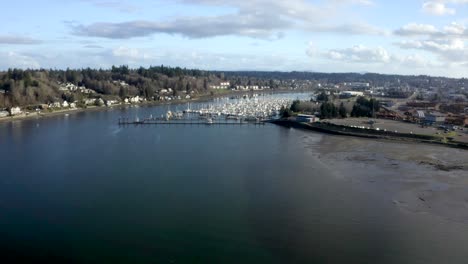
<box><xmin>106</xmin><ymin>100</ymin><xmax>118</xmax><ymax>107</ymax></box>
<box><xmin>50</xmin><ymin>102</ymin><xmax>61</xmax><ymax>108</ymax></box>
<box><xmin>129</xmin><ymin>96</ymin><xmax>141</xmax><ymax>103</ymax></box>
<box><xmin>0</xmin><ymin>110</ymin><xmax>9</xmax><ymax>117</ymax></box>
<box><xmin>84</xmin><ymin>98</ymin><xmax>96</xmax><ymax>105</ymax></box>
<box><xmin>96</xmin><ymin>98</ymin><xmax>105</xmax><ymax>106</ymax></box>
<box><xmin>9</xmin><ymin>107</ymin><xmax>22</xmax><ymax>116</ymax></box>
<box><xmin>62</xmin><ymin>101</ymin><xmax>69</xmax><ymax>108</ymax></box>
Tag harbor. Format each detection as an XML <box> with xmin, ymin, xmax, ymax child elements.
<box><xmin>117</xmin><ymin>93</ymin><xmax>305</xmax><ymax>126</ymax></box>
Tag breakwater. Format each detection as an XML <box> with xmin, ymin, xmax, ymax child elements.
<box><xmin>270</xmin><ymin>119</ymin><xmax>468</xmax><ymax>150</ymax></box>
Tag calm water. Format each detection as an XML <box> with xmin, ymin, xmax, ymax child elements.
<box><xmin>1</xmin><ymin>94</ymin><xmax>468</xmax><ymax>263</ymax></box>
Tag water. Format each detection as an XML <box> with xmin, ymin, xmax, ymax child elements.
<box><xmin>1</xmin><ymin>93</ymin><xmax>468</xmax><ymax>263</ymax></box>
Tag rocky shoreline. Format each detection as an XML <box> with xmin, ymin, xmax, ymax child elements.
<box><xmin>271</xmin><ymin>119</ymin><xmax>468</xmax><ymax>150</ymax></box>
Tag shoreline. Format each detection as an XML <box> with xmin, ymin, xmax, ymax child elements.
<box><xmin>0</xmin><ymin>89</ymin><xmax>302</xmax><ymax>124</ymax></box>
<box><xmin>313</xmin><ymin>134</ymin><xmax>468</xmax><ymax>224</ymax></box>
<box><xmin>270</xmin><ymin>119</ymin><xmax>468</xmax><ymax>150</ymax></box>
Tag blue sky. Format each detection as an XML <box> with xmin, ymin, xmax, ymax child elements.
<box><xmin>1</xmin><ymin>0</ymin><xmax>468</xmax><ymax>77</ymax></box>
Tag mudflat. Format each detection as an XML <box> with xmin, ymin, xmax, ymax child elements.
<box><xmin>315</xmin><ymin>135</ymin><xmax>468</xmax><ymax>223</ymax></box>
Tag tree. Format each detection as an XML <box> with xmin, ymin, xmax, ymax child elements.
<box><xmin>320</xmin><ymin>102</ymin><xmax>338</xmax><ymax>119</ymax></box>
<box><xmin>316</xmin><ymin>91</ymin><xmax>329</xmax><ymax>102</ymax></box>
<box><xmin>339</xmin><ymin>102</ymin><xmax>347</xmax><ymax>118</ymax></box>
<box><xmin>290</xmin><ymin>100</ymin><xmax>301</xmax><ymax>112</ymax></box>
<box><xmin>280</xmin><ymin>106</ymin><xmax>292</xmax><ymax>118</ymax></box>
<box><xmin>351</xmin><ymin>96</ymin><xmax>380</xmax><ymax>117</ymax></box>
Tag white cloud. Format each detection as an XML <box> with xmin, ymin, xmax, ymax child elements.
<box><xmin>323</xmin><ymin>45</ymin><xmax>391</xmax><ymax>63</ymax></box>
<box><xmin>72</xmin><ymin>0</ymin><xmax>384</xmax><ymax>39</ymax></box>
<box><xmin>394</xmin><ymin>23</ymin><xmax>439</xmax><ymax>36</ymax></box>
<box><xmin>422</xmin><ymin>1</ymin><xmax>456</xmax><ymax>15</ymax></box>
<box><xmin>394</xmin><ymin>22</ymin><xmax>468</xmax><ymax>39</ymax></box>
<box><xmin>443</xmin><ymin>22</ymin><xmax>466</xmax><ymax>34</ymax></box>
<box><xmin>397</xmin><ymin>38</ymin><xmax>468</xmax><ymax>62</ymax></box>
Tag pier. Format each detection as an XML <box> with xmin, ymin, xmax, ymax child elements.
<box><xmin>118</xmin><ymin>118</ymin><xmax>267</xmax><ymax>126</ymax></box>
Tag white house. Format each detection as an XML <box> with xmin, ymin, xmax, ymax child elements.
<box><xmin>106</xmin><ymin>100</ymin><xmax>118</xmax><ymax>107</ymax></box>
<box><xmin>96</xmin><ymin>98</ymin><xmax>105</xmax><ymax>106</ymax></box>
<box><xmin>9</xmin><ymin>107</ymin><xmax>22</xmax><ymax>116</ymax></box>
<box><xmin>84</xmin><ymin>98</ymin><xmax>96</xmax><ymax>105</ymax></box>
<box><xmin>62</xmin><ymin>101</ymin><xmax>69</xmax><ymax>108</ymax></box>
<box><xmin>50</xmin><ymin>102</ymin><xmax>61</xmax><ymax>108</ymax></box>
<box><xmin>129</xmin><ymin>96</ymin><xmax>141</xmax><ymax>103</ymax></box>
<box><xmin>0</xmin><ymin>110</ymin><xmax>9</xmax><ymax>117</ymax></box>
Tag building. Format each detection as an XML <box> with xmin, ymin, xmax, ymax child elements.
<box><xmin>0</xmin><ymin>110</ymin><xmax>9</xmax><ymax>117</ymax></box>
<box><xmin>296</xmin><ymin>114</ymin><xmax>320</xmax><ymax>123</ymax></box>
<box><xmin>340</xmin><ymin>91</ymin><xmax>364</xmax><ymax>98</ymax></box>
<box><xmin>9</xmin><ymin>107</ymin><xmax>22</xmax><ymax>116</ymax></box>
<box><xmin>425</xmin><ymin>112</ymin><xmax>446</xmax><ymax>124</ymax></box>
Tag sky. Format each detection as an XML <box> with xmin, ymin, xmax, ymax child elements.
<box><xmin>1</xmin><ymin>0</ymin><xmax>468</xmax><ymax>78</ymax></box>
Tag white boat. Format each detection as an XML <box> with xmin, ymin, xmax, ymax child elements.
<box><xmin>205</xmin><ymin>118</ymin><xmax>214</xmax><ymax>125</ymax></box>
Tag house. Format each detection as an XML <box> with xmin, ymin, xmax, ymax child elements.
<box><xmin>50</xmin><ymin>102</ymin><xmax>62</xmax><ymax>108</ymax></box>
<box><xmin>9</xmin><ymin>107</ymin><xmax>22</xmax><ymax>116</ymax></box>
<box><xmin>129</xmin><ymin>96</ymin><xmax>141</xmax><ymax>103</ymax></box>
<box><xmin>106</xmin><ymin>100</ymin><xmax>118</xmax><ymax>107</ymax></box>
<box><xmin>84</xmin><ymin>98</ymin><xmax>97</xmax><ymax>105</ymax></box>
<box><xmin>62</xmin><ymin>101</ymin><xmax>69</xmax><ymax>108</ymax></box>
<box><xmin>185</xmin><ymin>95</ymin><xmax>191</xmax><ymax>99</ymax></box>
<box><xmin>70</xmin><ymin>102</ymin><xmax>77</xmax><ymax>109</ymax></box>
<box><xmin>0</xmin><ymin>110</ymin><xmax>9</xmax><ymax>117</ymax></box>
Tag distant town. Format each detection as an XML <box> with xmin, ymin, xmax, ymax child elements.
<box><xmin>1</xmin><ymin>66</ymin><xmax>467</xmax><ymax>143</ymax></box>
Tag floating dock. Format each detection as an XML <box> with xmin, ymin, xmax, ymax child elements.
<box><xmin>118</xmin><ymin>118</ymin><xmax>267</xmax><ymax>126</ymax></box>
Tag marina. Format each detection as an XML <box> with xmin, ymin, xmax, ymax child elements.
<box><xmin>117</xmin><ymin>93</ymin><xmax>306</xmax><ymax>126</ymax></box>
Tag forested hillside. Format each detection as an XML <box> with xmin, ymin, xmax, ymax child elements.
<box><xmin>0</xmin><ymin>65</ymin><xmax>275</xmax><ymax>109</ymax></box>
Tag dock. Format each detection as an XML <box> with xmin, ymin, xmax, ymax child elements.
<box><xmin>118</xmin><ymin>118</ymin><xmax>267</xmax><ymax>126</ymax></box>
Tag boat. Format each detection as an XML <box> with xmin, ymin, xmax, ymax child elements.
<box><xmin>205</xmin><ymin>118</ymin><xmax>214</xmax><ymax>125</ymax></box>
